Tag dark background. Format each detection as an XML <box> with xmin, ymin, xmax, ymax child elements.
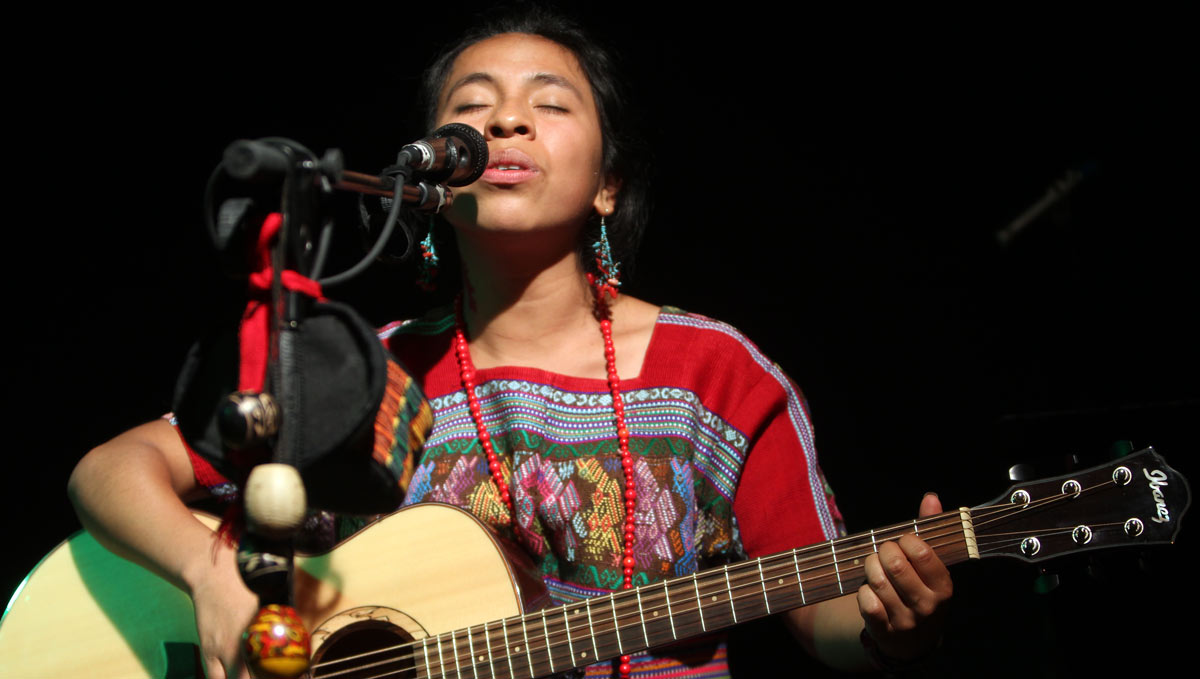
<box><xmin>7</xmin><ymin>4</ymin><xmax>1195</xmax><ymax>676</ymax></box>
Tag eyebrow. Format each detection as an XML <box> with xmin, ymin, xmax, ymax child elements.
<box><xmin>443</xmin><ymin>71</ymin><xmax>584</xmax><ymax>103</ymax></box>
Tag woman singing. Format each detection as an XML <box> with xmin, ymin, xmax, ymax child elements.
<box><xmin>69</xmin><ymin>8</ymin><xmax>951</xmax><ymax>678</ymax></box>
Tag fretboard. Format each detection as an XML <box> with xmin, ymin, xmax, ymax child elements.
<box><xmin>406</xmin><ymin>508</ymin><xmax>974</xmax><ymax>679</ymax></box>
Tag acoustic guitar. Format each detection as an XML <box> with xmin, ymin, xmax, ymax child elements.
<box><xmin>0</xmin><ymin>447</ymin><xmax>1188</xmax><ymax>678</ymax></box>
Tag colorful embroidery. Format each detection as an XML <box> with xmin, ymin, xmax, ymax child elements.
<box><xmin>386</xmin><ymin>307</ymin><xmax>841</xmax><ymax>679</ymax></box>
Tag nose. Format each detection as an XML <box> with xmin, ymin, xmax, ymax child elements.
<box><xmin>486</xmin><ymin>101</ymin><xmax>533</xmax><ymax>139</ymax></box>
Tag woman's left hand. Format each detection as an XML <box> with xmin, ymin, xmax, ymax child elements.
<box><xmin>856</xmin><ymin>492</ymin><xmax>953</xmax><ymax>662</ymax></box>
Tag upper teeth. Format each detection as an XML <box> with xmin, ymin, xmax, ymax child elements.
<box><xmin>498</xmin><ymin>165</ymin><xmax>521</xmax><ymax>170</ymax></box>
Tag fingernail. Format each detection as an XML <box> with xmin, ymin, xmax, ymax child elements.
<box><xmin>924</xmin><ymin>491</ymin><xmax>939</xmax><ymax>500</ymax></box>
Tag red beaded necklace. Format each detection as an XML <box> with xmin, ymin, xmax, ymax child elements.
<box><xmin>453</xmin><ymin>286</ymin><xmax>637</xmax><ymax>678</ymax></box>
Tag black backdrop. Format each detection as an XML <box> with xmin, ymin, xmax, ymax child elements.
<box><xmin>7</xmin><ymin>4</ymin><xmax>1195</xmax><ymax>676</ymax></box>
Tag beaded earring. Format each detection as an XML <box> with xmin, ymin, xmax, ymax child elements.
<box><xmin>588</xmin><ymin>215</ymin><xmax>621</xmax><ymax>302</ymax></box>
<box><xmin>416</xmin><ymin>219</ymin><xmax>439</xmax><ymax>291</ymax></box>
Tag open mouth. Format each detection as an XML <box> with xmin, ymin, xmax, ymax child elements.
<box><xmin>482</xmin><ymin>147</ymin><xmax>539</xmax><ymax>184</ymax></box>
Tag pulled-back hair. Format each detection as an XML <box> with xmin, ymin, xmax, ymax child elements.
<box><xmin>419</xmin><ymin>4</ymin><xmax>650</xmax><ymax>281</ymax></box>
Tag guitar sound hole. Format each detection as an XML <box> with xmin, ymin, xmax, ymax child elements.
<box><xmin>310</xmin><ymin>620</ymin><xmax>415</xmax><ymax>679</ymax></box>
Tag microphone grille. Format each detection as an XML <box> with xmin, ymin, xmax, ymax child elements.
<box><xmin>433</xmin><ymin>123</ymin><xmax>489</xmax><ymax>186</ymax></box>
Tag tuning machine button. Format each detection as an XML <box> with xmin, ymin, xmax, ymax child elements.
<box><xmin>1019</xmin><ymin>537</ymin><xmax>1042</xmax><ymax>557</ymax></box>
<box><xmin>1113</xmin><ymin>466</ymin><xmax>1133</xmax><ymax>486</ymax></box>
<box><xmin>1010</xmin><ymin>490</ymin><xmax>1031</xmax><ymax>505</ymax></box>
<box><xmin>1071</xmin><ymin>525</ymin><xmax>1093</xmax><ymax>544</ymax></box>
<box><xmin>1124</xmin><ymin>518</ymin><xmax>1144</xmax><ymax>537</ymax></box>
<box><xmin>1061</xmin><ymin>480</ymin><xmax>1081</xmax><ymax>498</ymax></box>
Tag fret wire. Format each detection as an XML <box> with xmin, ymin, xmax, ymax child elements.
<box><xmin>501</xmin><ymin>617</ymin><xmax>516</xmax><ymax>679</ymax></box>
<box><xmin>466</xmin><ymin>626</ymin><xmax>478</xmax><ymax>679</ymax></box>
<box><xmin>692</xmin><ymin>572</ymin><xmax>706</xmax><ymax>631</ymax></box>
<box><xmin>663</xmin><ymin>580</ymin><xmax>678</xmax><ymax>640</ymax></box>
<box><xmin>792</xmin><ymin>548</ymin><xmax>806</xmax><ymax>604</ymax></box>
<box><xmin>562</xmin><ymin>606</ymin><xmax>576</xmax><ymax>666</ymax></box>
<box><xmin>610</xmin><ymin>593</ymin><xmax>624</xmax><ymax>654</ymax></box>
<box><xmin>635</xmin><ymin>587</ymin><xmax>650</xmax><ymax>648</ymax></box>
<box><xmin>519</xmin><ymin>613</ymin><xmax>534</xmax><ymax>678</ymax></box>
<box><xmin>423</xmin><ymin>636</ymin><xmax>434</xmax><ymax>679</ymax></box>
<box><xmin>722</xmin><ymin>564</ymin><xmax>738</xmax><ymax>623</ymax></box>
<box><xmin>451</xmin><ymin>631</ymin><xmax>462</xmax><ymax>679</ymax></box>
<box><xmin>540</xmin><ymin>609</ymin><xmax>555</xmax><ymax>674</ymax></box>
<box><xmin>484</xmin><ymin>624</ymin><xmax>497</xmax><ymax>679</ymax></box>
<box><xmin>870</xmin><ymin>528</ymin><xmax>878</xmax><ymax>553</ymax></box>
<box><xmin>756</xmin><ymin>558</ymin><xmax>771</xmax><ymax>614</ymax></box>
<box><xmin>830</xmin><ymin>541</ymin><xmax>843</xmax><ymax>594</ymax></box>
<box><xmin>436</xmin><ymin>633</ymin><xmax>446</xmax><ymax>679</ymax></box>
<box><xmin>585</xmin><ymin>598</ymin><xmax>600</xmax><ymax>660</ymax></box>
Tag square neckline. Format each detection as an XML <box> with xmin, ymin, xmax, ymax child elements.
<box><xmin>468</xmin><ymin>306</ymin><xmax>667</xmax><ymax>391</ymax></box>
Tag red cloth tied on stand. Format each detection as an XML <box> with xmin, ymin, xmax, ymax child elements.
<box><xmin>238</xmin><ymin>212</ymin><xmax>326</xmax><ymax>392</ymax></box>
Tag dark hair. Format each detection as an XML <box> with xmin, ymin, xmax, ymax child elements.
<box><xmin>418</xmin><ymin>4</ymin><xmax>650</xmax><ymax>281</ymax></box>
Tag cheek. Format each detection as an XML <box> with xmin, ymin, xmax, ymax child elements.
<box><xmin>550</xmin><ymin>131</ymin><xmax>606</xmax><ymax>195</ymax></box>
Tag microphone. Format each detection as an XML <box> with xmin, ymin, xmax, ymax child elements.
<box><xmin>396</xmin><ymin>123</ymin><xmax>488</xmax><ymax>187</ymax></box>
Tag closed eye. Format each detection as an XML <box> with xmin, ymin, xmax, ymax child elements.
<box><xmin>454</xmin><ymin>103</ymin><xmax>489</xmax><ymax>114</ymax></box>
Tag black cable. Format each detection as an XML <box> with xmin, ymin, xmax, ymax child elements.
<box><xmin>317</xmin><ymin>171</ymin><xmax>411</xmax><ymax>288</ymax></box>
<box><xmin>309</xmin><ymin>218</ymin><xmax>336</xmax><ymax>281</ymax></box>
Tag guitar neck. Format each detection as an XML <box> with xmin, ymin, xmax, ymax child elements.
<box><xmin>411</xmin><ymin>509</ymin><xmax>975</xmax><ymax>679</ymax></box>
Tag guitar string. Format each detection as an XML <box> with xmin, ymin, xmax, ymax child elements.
<box><xmin>313</xmin><ymin>522</ymin><xmax>1106</xmax><ymax>679</ymax></box>
<box><xmin>311</xmin><ymin>522</ymin><xmax>974</xmax><ymax>679</ymax></box>
<box><xmin>315</xmin><ymin>514</ymin><xmax>1083</xmax><ymax>679</ymax></box>
<box><xmin>313</xmin><ymin>477</ymin><xmax>1124</xmax><ymax>678</ymax></box>
<box><xmin>314</xmin><ymin>508</ymin><xmax>1069</xmax><ymax>678</ymax></box>
<box><xmin>972</xmin><ymin>521</ymin><xmax>1127</xmax><ymax>547</ymax></box>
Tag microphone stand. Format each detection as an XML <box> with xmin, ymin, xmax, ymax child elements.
<box><xmin>210</xmin><ymin>137</ymin><xmax>454</xmax><ymax>678</ymax></box>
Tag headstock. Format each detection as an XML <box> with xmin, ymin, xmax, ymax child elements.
<box><xmin>970</xmin><ymin>447</ymin><xmax>1190</xmax><ymax>563</ymax></box>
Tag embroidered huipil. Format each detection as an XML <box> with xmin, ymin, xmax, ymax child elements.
<box><xmin>381</xmin><ymin>307</ymin><xmax>844</xmax><ymax>678</ymax></box>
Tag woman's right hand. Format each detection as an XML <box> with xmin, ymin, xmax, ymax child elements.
<box><xmin>68</xmin><ymin>418</ymin><xmax>258</xmax><ymax>679</ymax></box>
<box><xmin>186</xmin><ymin>542</ymin><xmax>259</xmax><ymax>679</ymax></box>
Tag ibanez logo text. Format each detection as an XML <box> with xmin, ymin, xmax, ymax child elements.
<box><xmin>1143</xmin><ymin>468</ymin><xmax>1171</xmax><ymax>524</ymax></box>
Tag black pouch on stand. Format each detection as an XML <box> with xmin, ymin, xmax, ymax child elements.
<box><xmin>172</xmin><ymin>299</ymin><xmax>431</xmax><ymax>515</ymax></box>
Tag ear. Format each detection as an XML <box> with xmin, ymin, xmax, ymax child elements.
<box><xmin>592</xmin><ymin>172</ymin><xmax>622</xmax><ymax>216</ymax></box>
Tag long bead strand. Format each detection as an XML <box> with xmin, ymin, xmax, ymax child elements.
<box><xmin>454</xmin><ymin>293</ymin><xmax>636</xmax><ymax>678</ymax></box>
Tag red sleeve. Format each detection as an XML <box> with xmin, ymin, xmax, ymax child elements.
<box><xmin>165</xmin><ymin>414</ymin><xmax>238</xmax><ymax>501</ymax></box>
<box><xmin>732</xmin><ymin>373</ymin><xmax>845</xmax><ymax>558</ymax></box>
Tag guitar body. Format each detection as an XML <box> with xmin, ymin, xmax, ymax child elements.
<box><xmin>0</xmin><ymin>504</ymin><xmax>540</xmax><ymax>679</ymax></box>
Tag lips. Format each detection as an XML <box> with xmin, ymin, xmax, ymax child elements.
<box><xmin>482</xmin><ymin>147</ymin><xmax>539</xmax><ymax>185</ymax></box>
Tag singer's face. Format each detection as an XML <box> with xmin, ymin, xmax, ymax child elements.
<box><xmin>435</xmin><ymin>33</ymin><xmax>617</xmax><ymax>234</ymax></box>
